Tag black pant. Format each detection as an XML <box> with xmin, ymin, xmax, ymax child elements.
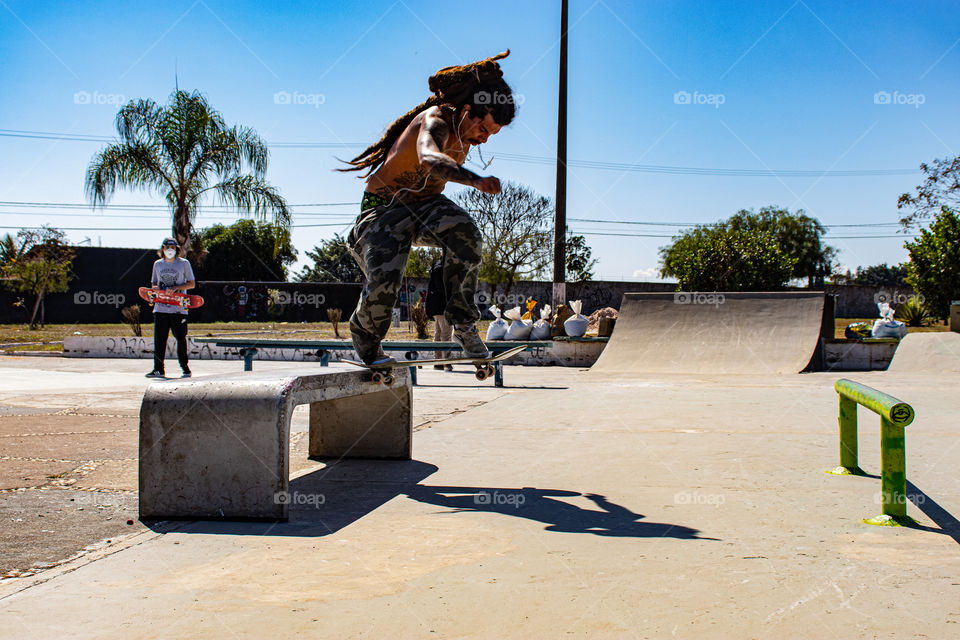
<box><xmin>153</xmin><ymin>312</ymin><xmax>189</xmax><ymax>373</ymax></box>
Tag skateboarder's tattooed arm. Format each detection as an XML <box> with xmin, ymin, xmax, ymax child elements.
<box><xmin>417</xmin><ymin>113</ymin><xmax>484</xmax><ymax>188</ymax></box>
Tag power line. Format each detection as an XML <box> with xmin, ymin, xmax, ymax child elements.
<box><xmin>0</xmin><ymin>200</ymin><xmax>358</xmax><ymax>209</ymax></box>
<box><xmin>0</xmin><ymin>202</ymin><xmax>906</xmax><ymax>230</ymax></box>
<box><xmin>569</xmin><ymin>217</ymin><xmax>903</xmax><ymax>228</ymax></box>
<box><xmin>0</xmin><ymin>211</ymin><xmax>356</xmax><ymax>222</ymax></box>
<box><xmin>572</xmin><ymin>230</ymin><xmax>915</xmax><ymax>239</ymax></box>
<box><xmin>1</xmin><ymin>128</ymin><xmax>919</xmax><ymax>177</ymax></box>
<box><xmin>0</xmin><ymin>222</ymin><xmax>350</xmax><ymax>232</ymax></box>
<box><xmin>0</xmin><ymin>129</ymin><xmax>364</xmax><ymax>147</ymax></box>
<box><xmin>496</xmin><ymin>152</ymin><xmax>918</xmax><ymax>177</ymax></box>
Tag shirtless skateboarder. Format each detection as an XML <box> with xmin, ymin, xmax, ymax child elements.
<box><xmin>340</xmin><ymin>51</ymin><xmax>516</xmax><ymax>365</ymax></box>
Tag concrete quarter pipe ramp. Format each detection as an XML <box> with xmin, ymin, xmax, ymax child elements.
<box><xmin>591</xmin><ymin>291</ymin><xmax>826</xmax><ymax>375</ymax></box>
<box><xmin>887</xmin><ymin>331</ymin><xmax>960</xmax><ymax>373</ymax></box>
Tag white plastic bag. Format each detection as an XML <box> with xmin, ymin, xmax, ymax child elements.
<box><xmin>563</xmin><ymin>300</ymin><xmax>589</xmax><ymax>337</ymax></box>
<box><xmin>529</xmin><ymin>304</ymin><xmax>552</xmax><ymax>340</ymax></box>
<box><xmin>504</xmin><ymin>306</ymin><xmax>533</xmax><ymax>340</ymax></box>
<box><xmin>485</xmin><ymin>305</ymin><xmax>508</xmax><ymax>340</ymax></box>
<box><xmin>871</xmin><ymin>302</ymin><xmax>907</xmax><ymax>339</ymax></box>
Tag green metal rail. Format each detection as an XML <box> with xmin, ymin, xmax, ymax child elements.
<box><xmin>828</xmin><ymin>378</ymin><xmax>917</xmax><ymax>526</ymax></box>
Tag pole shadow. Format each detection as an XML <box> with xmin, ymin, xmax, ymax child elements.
<box><xmin>145</xmin><ymin>459</ymin><xmax>711</xmax><ymax>541</ymax></box>
<box><xmin>903</xmin><ymin>479</ymin><xmax>960</xmax><ymax>545</ymax></box>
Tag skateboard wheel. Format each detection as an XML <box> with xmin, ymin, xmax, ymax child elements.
<box><xmin>382</xmin><ymin>374</ymin><xmax>395</xmax><ymax>386</ymax></box>
<box><xmin>475</xmin><ymin>369</ymin><xmax>488</xmax><ymax>381</ymax></box>
<box><xmin>371</xmin><ymin>371</ymin><xmax>384</xmax><ymax>384</ymax></box>
<box><xmin>485</xmin><ymin>365</ymin><xmax>495</xmax><ymax>377</ymax></box>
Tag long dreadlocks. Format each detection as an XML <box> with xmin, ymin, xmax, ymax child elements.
<box><xmin>338</xmin><ymin>50</ymin><xmax>516</xmax><ymax>177</ymax></box>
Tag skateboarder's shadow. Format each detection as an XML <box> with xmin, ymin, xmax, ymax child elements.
<box><xmin>405</xmin><ymin>485</ymin><xmax>710</xmax><ymax>540</ymax></box>
<box><xmin>159</xmin><ymin>460</ymin><xmax>710</xmax><ymax>540</ymax></box>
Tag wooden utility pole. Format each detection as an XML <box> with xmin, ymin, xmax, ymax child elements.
<box><xmin>552</xmin><ymin>0</ymin><xmax>568</xmax><ymax>309</ymax></box>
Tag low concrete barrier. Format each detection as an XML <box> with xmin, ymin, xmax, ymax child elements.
<box><xmin>822</xmin><ymin>339</ymin><xmax>899</xmax><ymax>371</ymax></box>
<box><xmin>139</xmin><ymin>367</ymin><xmax>412</xmax><ymax>521</ymax></box>
<box><xmin>827</xmin><ymin>378</ymin><xmax>916</xmax><ymax>526</ymax></box>
<box><xmin>63</xmin><ymin>336</ymin><xmax>608</xmax><ymax>367</ymax></box>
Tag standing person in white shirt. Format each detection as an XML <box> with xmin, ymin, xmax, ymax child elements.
<box><xmin>145</xmin><ymin>238</ymin><xmax>195</xmax><ymax>378</ymax></box>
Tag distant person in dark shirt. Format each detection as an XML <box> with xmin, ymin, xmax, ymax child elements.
<box><xmin>426</xmin><ymin>255</ymin><xmax>453</xmax><ymax>370</ymax></box>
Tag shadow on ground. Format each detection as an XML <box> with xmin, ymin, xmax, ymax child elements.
<box><xmin>905</xmin><ymin>479</ymin><xmax>960</xmax><ymax>545</ymax></box>
<box><xmin>836</xmin><ymin>472</ymin><xmax>960</xmax><ymax>545</ymax></box>
<box><xmin>146</xmin><ymin>459</ymin><xmax>710</xmax><ymax>541</ymax></box>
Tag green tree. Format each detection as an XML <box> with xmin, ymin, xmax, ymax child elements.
<box><xmin>1</xmin><ymin>227</ymin><xmax>74</xmax><ymax>329</ymax></box>
<box><xmin>898</xmin><ymin>156</ymin><xmax>960</xmax><ymax>228</ymax></box>
<box><xmin>660</xmin><ymin>223</ymin><xmax>796</xmax><ymax>291</ymax></box>
<box><xmin>454</xmin><ymin>182</ymin><xmax>552</xmax><ymax>296</ymax></box>
<box><xmin>904</xmin><ymin>206</ymin><xmax>960</xmax><ymax>319</ymax></box>
<box><xmin>85</xmin><ymin>89</ymin><xmax>289</xmax><ymax>254</ymax></box>
<box><xmin>727</xmin><ymin>207</ymin><xmax>837</xmax><ymax>287</ymax></box>
<box><xmin>298</xmin><ymin>233</ymin><xmax>363</xmax><ymax>282</ymax></box>
<box><xmin>405</xmin><ymin>247</ymin><xmax>443</xmax><ymax>278</ymax></box>
<box><xmin>565</xmin><ymin>229</ymin><xmax>597</xmax><ymax>282</ymax></box>
<box><xmin>196</xmin><ymin>219</ymin><xmax>296</xmax><ymax>281</ymax></box>
<box><xmin>850</xmin><ymin>263</ymin><xmax>909</xmax><ymax>286</ymax></box>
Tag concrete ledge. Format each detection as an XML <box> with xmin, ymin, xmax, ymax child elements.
<box><xmin>138</xmin><ymin>367</ymin><xmax>412</xmax><ymax>521</ymax></box>
<box><xmin>64</xmin><ymin>336</ymin><xmax>338</xmax><ymax>363</ymax></box>
<box><xmin>823</xmin><ymin>339</ymin><xmax>899</xmax><ymax>371</ymax></box>
<box><xmin>64</xmin><ymin>336</ymin><xmax>608</xmax><ymax>367</ymax></box>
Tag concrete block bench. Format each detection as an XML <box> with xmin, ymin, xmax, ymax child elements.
<box><xmin>139</xmin><ymin>367</ymin><xmax>412</xmax><ymax>521</ymax></box>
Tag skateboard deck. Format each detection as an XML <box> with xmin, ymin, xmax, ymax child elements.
<box><xmin>139</xmin><ymin>287</ymin><xmax>204</xmax><ymax>310</ymax></box>
<box><xmin>343</xmin><ymin>345</ymin><xmax>527</xmax><ymax>384</ymax></box>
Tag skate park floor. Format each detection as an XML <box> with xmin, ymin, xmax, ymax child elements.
<box><xmin>0</xmin><ymin>354</ymin><xmax>957</xmax><ymax>639</ymax></box>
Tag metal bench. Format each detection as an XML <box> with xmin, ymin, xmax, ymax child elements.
<box><xmin>192</xmin><ymin>338</ymin><xmax>551</xmax><ymax>387</ymax></box>
<box><xmin>139</xmin><ymin>366</ymin><xmax>412</xmax><ymax>521</ymax></box>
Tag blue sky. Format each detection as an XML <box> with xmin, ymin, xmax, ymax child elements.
<box><xmin>1</xmin><ymin>0</ymin><xmax>958</xmax><ymax>281</ymax></box>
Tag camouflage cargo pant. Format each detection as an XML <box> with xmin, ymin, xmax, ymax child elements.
<box><xmin>347</xmin><ymin>193</ymin><xmax>483</xmax><ymax>363</ymax></box>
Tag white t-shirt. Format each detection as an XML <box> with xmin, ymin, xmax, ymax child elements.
<box><xmin>150</xmin><ymin>257</ymin><xmax>195</xmax><ymax>315</ymax></box>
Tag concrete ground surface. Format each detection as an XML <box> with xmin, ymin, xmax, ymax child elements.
<box><xmin>0</xmin><ymin>355</ymin><xmax>957</xmax><ymax>639</ymax></box>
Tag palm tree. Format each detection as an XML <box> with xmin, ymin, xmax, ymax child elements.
<box><xmin>0</xmin><ymin>233</ymin><xmax>27</xmax><ymax>266</ymax></box>
<box><xmin>85</xmin><ymin>90</ymin><xmax>289</xmax><ymax>254</ymax></box>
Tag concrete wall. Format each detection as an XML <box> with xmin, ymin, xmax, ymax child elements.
<box><xmin>405</xmin><ymin>278</ymin><xmax>676</xmax><ymax>318</ymax></box>
<box><xmin>2</xmin><ymin>246</ymin><xmax>912</xmax><ymax>325</ymax></box>
<box><xmin>824</xmin><ymin>284</ymin><xmax>918</xmax><ymax>318</ymax></box>
<box><xmin>62</xmin><ymin>335</ymin><xmax>900</xmax><ymax>371</ymax></box>
<box><xmin>822</xmin><ymin>340</ymin><xmax>898</xmax><ymax>371</ymax></box>
<box><xmin>61</xmin><ymin>336</ymin><xmax>606</xmax><ymax>367</ymax></box>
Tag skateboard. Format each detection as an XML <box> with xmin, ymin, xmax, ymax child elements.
<box><xmin>343</xmin><ymin>345</ymin><xmax>527</xmax><ymax>385</ymax></box>
<box><xmin>138</xmin><ymin>287</ymin><xmax>205</xmax><ymax>310</ymax></box>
